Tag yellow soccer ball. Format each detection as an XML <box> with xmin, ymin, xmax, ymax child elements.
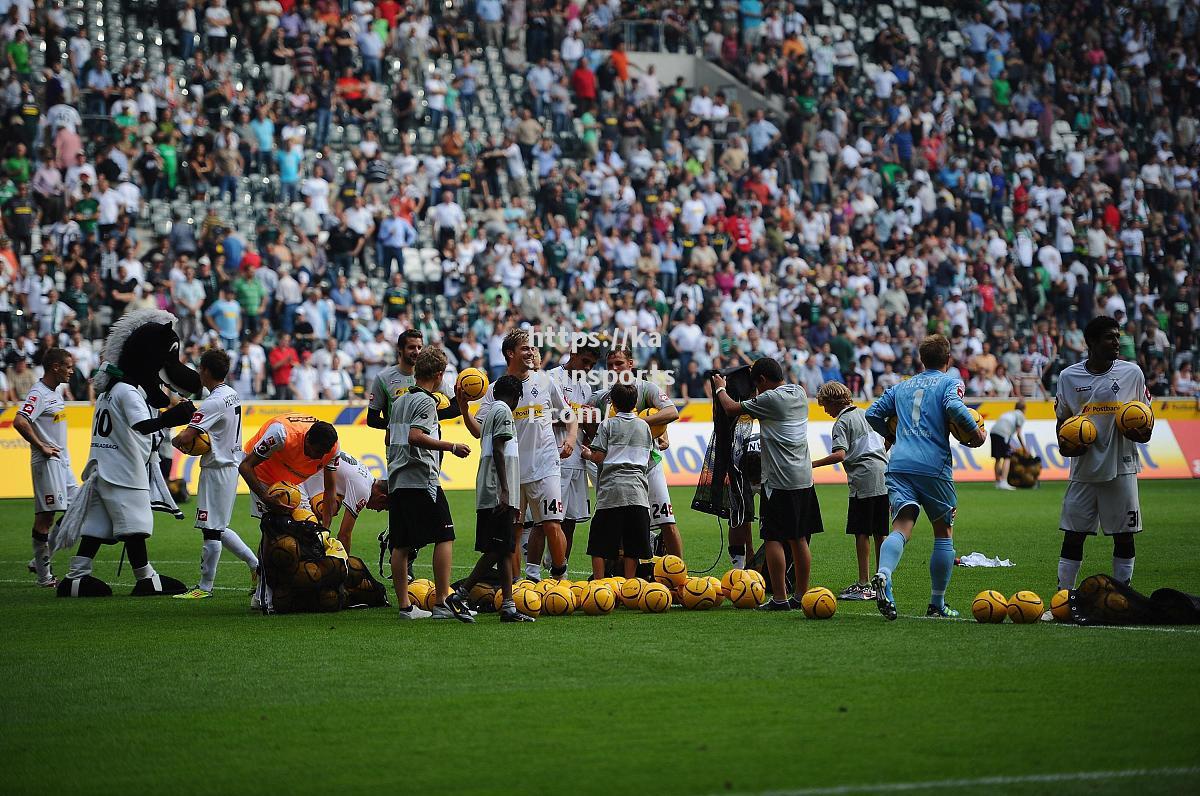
<box><xmin>639</xmin><ymin>582</ymin><xmax>672</xmax><ymax>613</ymax></box>
<box><xmin>1050</xmin><ymin>589</ymin><xmax>1072</xmax><ymax>622</ymax></box>
<box><xmin>720</xmin><ymin>568</ymin><xmax>749</xmax><ymax>597</ymax></box>
<box><xmin>310</xmin><ymin>492</ymin><xmax>342</xmax><ymax>521</ymax></box>
<box><xmin>1058</xmin><ymin>415</ymin><xmax>1098</xmax><ymax>449</ymax></box>
<box><xmin>743</xmin><ymin>569</ymin><xmax>766</xmax><ymax>589</ymax></box>
<box><xmin>618</xmin><ymin>577</ymin><xmax>646</xmax><ymax>609</ymax></box>
<box><xmin>568</xmin><ymin>581</ymin><xmax>591</xmax><ymax>608</ymax></box>
<box><xmin>730</xmin><ymin>578</ymin><xmax>766</xmax><ymax>608</ymax></box>
<box><xmin>178</xmin><ymin>430</ymin><xmax>211</xmax><ymax>456</ymax></box>
<box><xmin>468</xmin><ymin>583</ymin><xmax>496</xmax><ymax>611</ymax></box>
<box><xmin>679</xmin><ymin>576</ymin><xmax>719</xmax><ymax>610</ymax></box>
<box><xmin>1116</xmin><ymin>401</ymin><xmax>1153</xmax><ymax>438</ymax></box>
<box><xmin>513</xmin><ymin>579</ymin><xmax>538</xmax><ymax>592</ymax></box>
<box><xmin>582</xmin><ymin>584</ymin><xmax>617</xmax><ymax>615</ymax></box>
<box><xmin>541</xmin><ymin>584</ymin><xmax>575</xmax><ymax>616</ymax></box>
<box><xmin>513</xmin><ymin>588</ymin><xmax>542</xmax><ymax>617</ymax></box>
<box><xmin>291</xmin><ymin>507</ymin><xmax>319</xmax><ymax>524</ymax></box>
<box><xmin>653</xmin><ymin>554</ymin><xmax>688</xmax><ymax>589</ymax></box>
<box><xmin>800</xmin><ymin>586</ymin><xmax>837</xmax><ymax>619</ymax></box>
<box><xmin>951</xmin><ymin>407</ymin><xmax>985</xmax><ymax>444</ymax></box>
<box><xmin>266</xmin><ymin>481</ymin><xmax>303</xmax><ymax>509</ymax></box>
<box><xmin>492</xmin><ymin>588</ymin><xmax>506</xmax><ymax>612</ymax></box>
<box><xmin>433</xmin><ymin>391</ymin><xmax>452</xmax><ymax>410</ymax></box>
<box><xmin>407</xmin><ymin>581</ymin><xmax>431</xmax><ymax>610</ymax></box>
<box><xmin>1007</xmin><ymin>590</ymin><xmax>1044</xmax><ymax>624</ymax></box>
<box><xmin>971</xmin><ymin>590</ymin><xmax>1009</xmax><ymax>624</ymax></box>
<box><xmin>456</xmin><ymin>367</ymin><xmax>490</xmax><ymax>401</ymax></box>
<box><xmin>704</xmin><ymin>576</ymin><xmax>725</xmax><ymax>606</ymax></box>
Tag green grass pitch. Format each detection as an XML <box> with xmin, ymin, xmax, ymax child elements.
<box><xmin>2</xmin><ymin>482</ymin><xmax>1199</xmax><ymax>795</ymax></box>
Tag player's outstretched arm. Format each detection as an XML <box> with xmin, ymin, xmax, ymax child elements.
<box><xmin>131</xmin><ymin>400</ymin><xmax>196</xmax><ymax>436</ymax></box>
<box><xmin>409</xmin><ymin>426</ymin><xmax>469</xmax><ymax>458</ymax></box>
<box><xmin>710</xmin><ymin>373</ymin><xmax>743</xmax><ymax>416</ymax></box>
<box><xmin>457</xmin><ymin>388</ymin><xmax>483</xmax><ymax>439</ymax></box>
<box><xmin>365</xmin><ymin>408</ymin><xmax>387</xmax><ymax>430</ymax></box>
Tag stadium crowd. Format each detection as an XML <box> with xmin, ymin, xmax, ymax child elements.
<box><xmin>1</xmin><ymin>0</ymin><xmax>1198</xmax><ymax>407</ymax></box>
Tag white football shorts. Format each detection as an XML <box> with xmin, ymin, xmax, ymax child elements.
<box><xmin>1059</xmin><ymin>473</ymin><xmax>1142</xmax><ymax>536</ymax></box>
<box><xmin>648</xmin><ymin>464</ymin><xmax>676</xmax><ymax>528</ymax></box>
<box><xmin>81</xmin><ymin>479</ymin><xmax>155</xmax><ymax>540</ymax></box>
<box><xmin>521</xmin><ymin>471</ymin><xmax>565</xmax><ymax>524</ymax></box>
<box><xmin>561</xmin><ymin>467</ymin><xmax>591</xmax><ymax>522</ymax></box>
<box><xmin>195</xmin><ymin>465</ymin><xmax>239</xmax><ymax>531</ymax></box>
<box><xmin>32</xmin><ymin>457</ymin><xmax>78</xmax><ymax>513</ymax></box>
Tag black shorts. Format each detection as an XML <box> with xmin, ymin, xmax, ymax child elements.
<box><xmin>847</xmin><ymin>494</ymin><xmax>890</xmax><ymax>537</ymax></box>
<box><xmin>760</xmin><ymin>486</ymin><xmax>824</xmax><ymax>542</ymax></box>
<box><xmin>990</xmin><ymin>433</ymin><xmax>1011</xmax><ymax>460</ymax></box>
<box><xmin>389</xmin><ymin>487</ymin><xmax>454</xmax><ymax>550</ymax></box>
<box><xmin>587</xmin><ymin>506</ymin><xmax>652</xmax><ymax>561</ymax></box>
<box><xmin>475</xmin><ymin>507</ymin><xmax>517</xmax><ymax>555</ymax></box>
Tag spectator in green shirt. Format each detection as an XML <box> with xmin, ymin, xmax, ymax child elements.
<box><xmin>233</xmin><ymin>266</ymin><xmax>268</xmax><ymax>328</ymax></box>
<box><xmin>74</xmin><ymin>183</ymin><xmax>100</xmax><ymax>235</ymax></box>
<box><xmin>6</xmin><ymin>30</ymin><xmax>31</xmax><ymax>78</ymax></box>
<box><xmin>993</xmin><ymin>70</ymin><xmax>1012</xmax><ymax>107</ymax></box>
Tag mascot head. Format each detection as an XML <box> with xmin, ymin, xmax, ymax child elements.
<box><xmin>93</xmin><ymin>309</ymin><xmax>202</xmax><ymax>408</ymax></box>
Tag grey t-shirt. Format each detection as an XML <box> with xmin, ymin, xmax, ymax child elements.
<box><xmin>740</xmin><ymin>383</ymin><xmax>813</xmax><ymax>491</ymax></box>
<box><xmin>830</xmin><ymin>405</ymin><xmax>888</xmax><ymax>498</ymax></box>
<box><xmin>476</xmin><ymin>402</ymin><xmax>520</xmax><ymax>510</ymax></box>
<box><xmin>990</xmin><ymin>409</ymin><xmax>1024</xmax><ymax>441</ymax></box>
<box><xmin>386</xmin><ymin>389</ymin><xmax>441</xmax><ymax>495</ymax></box>
<box><xmin>369</xmin><ymin>364</ymin><xmax>416</xmax><ymax>416</ymax></box>
<box><xmin>590</xmin><ymin>412</ymin><xmax>654</xmax><ymax>510</ymax></box>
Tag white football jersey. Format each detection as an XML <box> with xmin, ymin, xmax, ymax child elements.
<box><xmin>188</xmin><ymin>383</ymin><xmax>243</xmax><ymax>468</ymax></box>
<box><xmin>91</xmin><ymin>382</ymin><xmax>155</xmax><ymax>489</ymax></box>
<box><xmin>1055</xmin><ymin>360</ymin><xmax>1149</xmax><ymax>483</ymax></box>
<box><xmin>547</xmin><ymin>365</ymin><xmax>592</xmax><ymax>471</ymax></box>
<box><xmin>19</xmin><ymin>380</ymin><xmax>70</xmax><ymax>466</ymax></box>
<box><xmin>475</xmin><ymin>369</ymin><xmax>569</xmax><ymax>484</ymax></box>
<box><xmin>303</xmin><ymin>451</ymin><xmax>375</xmax><ymax>518</ymax></box>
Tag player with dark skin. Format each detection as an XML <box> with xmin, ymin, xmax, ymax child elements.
<box><xmin>1057</xmin><ymin>324</ymin><xmax>1153</xmax><ymax>454</ymax></box>
<box><xmin>1055</xmin><ymin>320</ymin><xmax>1152</xmax><ymax>595</ymax></box>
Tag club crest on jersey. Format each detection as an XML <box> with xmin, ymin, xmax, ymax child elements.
<box><xmin>1112</xmin><ymin>382</ymin><xmax>1120</xmax><ymax>393</ymax></box>
<box><xmin>531</xmin><ymin>387</ymin><xmax>539</xmax><ymax>397</ymax></box>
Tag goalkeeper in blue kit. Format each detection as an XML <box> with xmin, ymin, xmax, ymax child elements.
<box><xmin>865</xmin><ymin>335</ymin><xmax>987</xmax><ymax>620</ymax></box>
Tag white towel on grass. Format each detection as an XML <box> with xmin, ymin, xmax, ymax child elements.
<box><xmin>957</xmin><ymin>551</ymin><xmax>1015</xmax><ymax>568</ymax></box>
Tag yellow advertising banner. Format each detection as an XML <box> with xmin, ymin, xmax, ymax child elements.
<box><xmin>2</xmin><ymin>400</ymin><xmax>1198</xmax><ymax>499</ymax></box>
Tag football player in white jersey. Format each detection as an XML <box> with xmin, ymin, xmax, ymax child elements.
<box><xmin>531</xmin><ymin>344</ymin><xmax>601</xmax><ymax>579</ymax></box>
<box><xmin>171</xmin><ymin>350</ymin><xmax>260</xmax><ymax>599</ymax></box>
<box><xmin>459</xmin><ymin>329</ymin><xmax>577</xmax><ymax>582</ymax></box>
<box><xmin>13</xmin><ymin>348</ymin><xmax>77</xmax><ymax>587</ymax></box>
<box><xmin>302</xmin><ymin>451</ymin><xmax>388</xmax><ymax>553</ymax></box>
<box><xmin>586</xmin><ymin>347</ymin><xmax>683</xmax><ymax>556</ymax></box>
<box><xmin>1053</xmin><ymin>316</ymin><xmax>1153</xmax><ymax>599</ymax></box>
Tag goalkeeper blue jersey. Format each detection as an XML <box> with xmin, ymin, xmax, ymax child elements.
<box><xmin>865</xmin><ymin>369</ymin><xmax>976</xmax><ymax>480</ymax></box>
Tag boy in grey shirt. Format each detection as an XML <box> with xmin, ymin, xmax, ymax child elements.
<box><xmin>454</xmin><ymin>375</ymin><xmax>534</xmax><ymax>622</ymax></box>
<box><xmin>713</xmin><ymin>358</ymin><xmax>824</xmax><ymax>611</ymax></box>
<box><xmin>581</xmin><ymin>383</ymin><xmax>654</xmax><ymax>580</ymax></box>
<box><xmin>387</xmin><ymin>346</ymin><xmax>473</xmax><ymax>622</ymax></box>
<box><xmin>813</xmin><ymin>382</ymin><xmax>889</xmax><ymax>601</ymax></box>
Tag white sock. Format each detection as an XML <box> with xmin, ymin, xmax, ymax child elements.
<box><xmin>1057</xmin><ymin>557</ymin><xmax>1082</xmax><ymax>591</ymax></box>
<box><xmin>221</xmin><ymin>529</ymin><xmax>259</xmax><ymax>569</ymax></box>
<box><xmin>730</xmin><ymin>553</ymin><xmax>747</xmax><ymax>569</ymax></box>
<box><xmin>67</xmin><ymin>555</ymin><xmax>93</xmax><ymax>579</ymax></box>
<box><xmin>1113</xmin><ymin>556</ymin><xmax>1135</xmax><ymax>585</ymax></box>
<box><xmin>32</xmin><ymin>536</ymin><xmax>52</xmax><ymax>579</ymax></box>
<box><xmin>199</xmin><ymin>540</ymin><xmax>222</xmax><ymax>592</ymax></box>
<box><xmin>133</xmin><ymin>564</ymin><xmax>157</xmax><ymax>580</ymax></box>
<box><xmin>525</xmin><ymin>562</ymin><xmax>541</xmax><ymax>580</ymax></box>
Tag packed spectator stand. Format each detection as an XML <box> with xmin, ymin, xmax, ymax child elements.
<box><xmin>0</xmin><ymin>0</ymin><xmax>1198</xmax><ymax>407</ymax></box>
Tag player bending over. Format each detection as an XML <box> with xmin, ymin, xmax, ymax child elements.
<box><xmin>812</xmin><ymin>381</ymin><xmax>889</xmax><ymax>601</ymax></box>
<box><xmin>990</xmin><ymin>399</ymin><xmax>1027</xmax><ymax>490</ymax></box>
<box><xmin>171</xmin><ymin>350</ymin><xmax>259</xmax><ymax>599</ymax></box>
<box><xmin>387</xmin><ymin>347</ymin><xmax>473</xmax><ymax>622</ymax></box>
<box><xmin>1052</xmin><ymin>316</ymin><xmax>1152</xmax><ymax>606</ymax></box>
<box><xmin>13</xmin><ymin>348</ymin><xmax>77</xmax><ymax>587</ymax></box>
<box><xmin>453</xmin><ymin>375</ymin><xmax>534</xmax><ymax>622</ymax></box>
<box><xmin>240</xmin><ymin>416</ymin><xmax>340</xmax><ymax>522</ymax></box>
<box><xmin>302</xmin><ymin>451</ymin><xmax>387</xmax><ymax>553</ymax></box>
<box><xmin>713</xmin><ymin>357</ymin><xmax>822</xmax><ymax>611</ymax></box>
<box><xmin>580</xmin><ymin>383</ymin><xmax>655</xmax><ymax>580</ymax></box>
<box><xmin>865</xmin><ymin>334</ymin><xmax>987</xmax><ymax>620</ymax></box>
<box><xmin>460</xmin><ymin>329</ymin><xmax>576</xmax><ymax>583</ymax></box>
